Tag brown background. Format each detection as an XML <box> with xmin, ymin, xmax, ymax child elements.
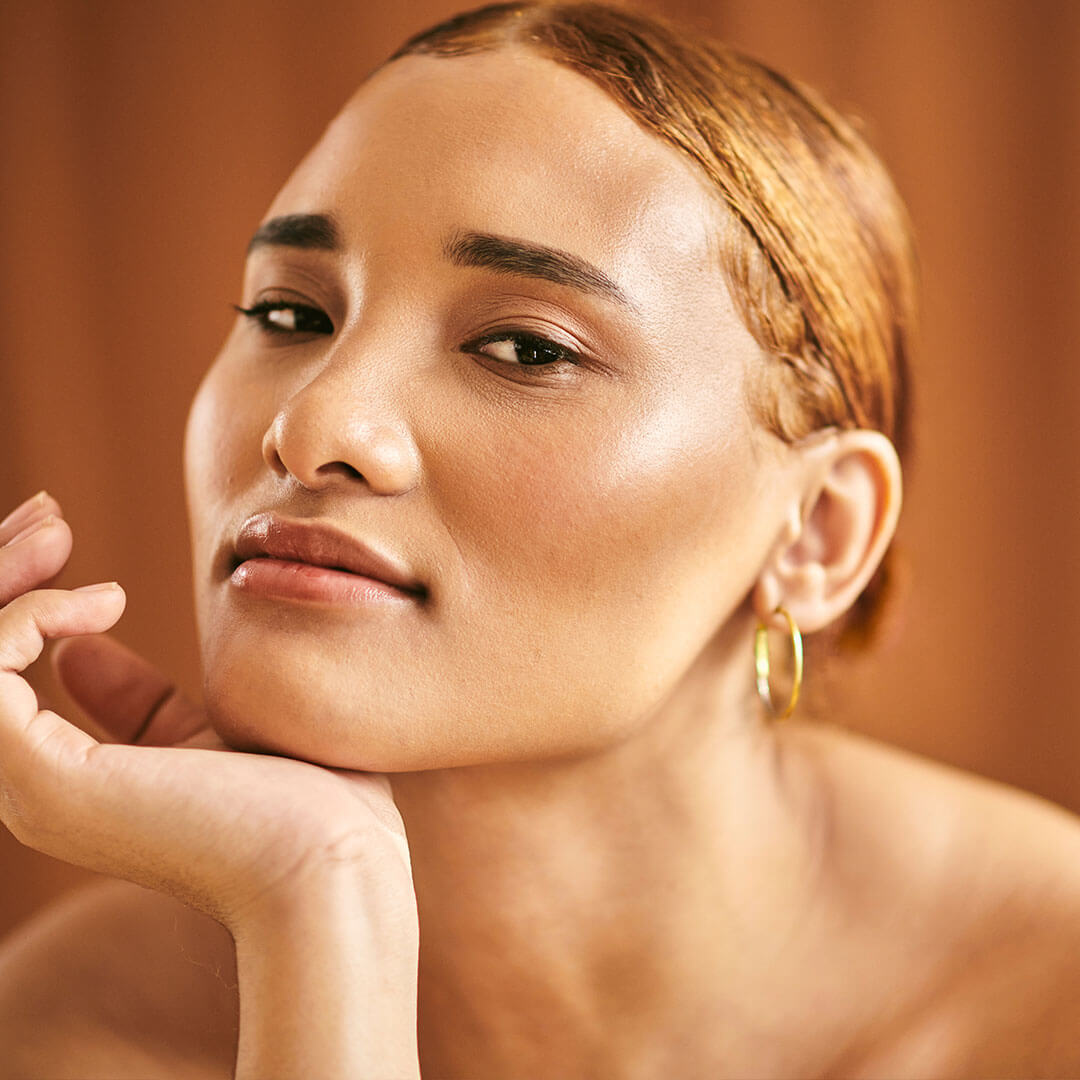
<box><xmin>1</xmin><ymin>0</ymin><xmax>1078</xmax><ymax>936</ymax></box>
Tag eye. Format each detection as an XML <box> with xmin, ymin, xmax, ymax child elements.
<box><xmin>463</xmin><ymin>330</ymin><xmax>582</xmax><ymax>368</ymax></box>
<box><xmin>233</xmin><ymin>299</ymin><xmax>334</xmax><ymax>336</ymax></box>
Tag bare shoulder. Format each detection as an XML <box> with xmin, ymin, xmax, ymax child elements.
<box><xmin>797</xmin><ymin>722</ymin><xmax>1080</xmax><ymax>1075</ymax></box>
<box><xmin>800</xmin><ymin>720</ymin><xmax>1080</xmax><ymax>882</ymax></box>
<box><xmin>0</xmin><ymin>878</ymin><xmax>236</xmax><ymax>1080</ymax></box>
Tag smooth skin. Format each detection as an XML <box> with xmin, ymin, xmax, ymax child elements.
<box><xmin>3</xmin><ymin>50</ymin><xmax>1080</xmax><ymax>1078</ymax></box>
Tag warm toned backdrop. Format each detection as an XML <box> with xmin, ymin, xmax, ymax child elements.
<box><xmin>2</xmin><ymin>0</ymin><xmax>1078</xmax><ymax>936</ymax></box>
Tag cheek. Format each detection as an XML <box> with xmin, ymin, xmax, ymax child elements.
<box><xmin>431</xmin><ymin>379</ymin><xmax>765</xmax><ymax>727</ymax></box>
<box><xmin>444</xmin><ymin>383</ymin><xmax>754</xmax><ymax>596</ymax></box>
<box><xmin>183</xmin><ymin>358</ymin><xmax>269</xmax><ymax>591</ymax></box>
<box><xmin>185</xmin><ymin>357</ymin><xmax>266</xmax><ymax>490</ymax></box>
<box><xmin>184</xmin><ymin>368</ymin><xmax>228</xmax><ymax>518</ymax></box>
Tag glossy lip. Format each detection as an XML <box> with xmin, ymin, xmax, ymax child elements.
<box><xmin>230</xmin><ymin>512</ymin><xmax>426</xmax><ymax>603</ymax></box>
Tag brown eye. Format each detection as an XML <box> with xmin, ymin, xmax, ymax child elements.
<box><xmin>466</xmin><ymin>331</ymin><xmax>580</xmax><ymax>367</ymax></box>
<box><xmin>234</xmin><ymin>301</ymin><xmax>334</xmax><ymax>336</ymax></box>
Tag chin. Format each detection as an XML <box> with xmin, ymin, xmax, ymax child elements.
<box><xmin>195</xmin><ymin>603</ymin><xmax>448</xmax><ymax>770</ymax></box>
<box><xmin>201</xmin><ymin>659</ymin><xmax>635</xmax><ymax>776</ymax></box>
<box><xmin>203</xmin><ymin>682</ymin><xmax>425</xmax><ymax>773</ymax></box>
<box><xmin>195</xmin><ymin>609</ymin><xmax>655</xmax><ymax>772</ymax></box>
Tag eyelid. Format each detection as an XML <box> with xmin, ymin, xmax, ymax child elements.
<box><xmin>233</xmin><ymin>296</ymin><xmax>334</xmax><ymax>336</ymax></box>
<box><xmin>465</xmin><ymin>328</ymin><xmax>584</xmax><ymax>367</ymax></box>
<box><xmin>456</xmin><ymin>291</ymin><xmax>620</xmax><ymax>374</ymax></box>
<box><xmin>239</xmin><ymin>259</ymin><xmax>345</xmax><ymax>328</ymax></box>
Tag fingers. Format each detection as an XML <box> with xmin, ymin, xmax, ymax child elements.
<box><xmin>0</xmin><ymin>491</ymin><xmax>58</xmax><ymax>543</ymax></box>
<box><xmin>0</xmin><ymin>588</ymin><xmax>123</xmax><ymax>809</ymax></box>
<box><xmin>0</xmin><ymin>492</ymin><xmax>73</xmax><ymax>606</ymax></box>
<box><xmin>52</xmin><ymin>634</ymin><xmax>205</xmax><ymax>747</ymax></box>
<box><xmin>0</xmin><ymin>585</ymin><xmax>126</xmax><ymax>678</ymax></box>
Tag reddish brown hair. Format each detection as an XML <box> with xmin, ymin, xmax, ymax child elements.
<box><xmin>388</xmin><ymin>1</ymin><xmax>917</xmax><ymax>649</ymax></box>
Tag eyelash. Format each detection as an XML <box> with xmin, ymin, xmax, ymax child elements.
<box><xmin>460</xmin><ymin>329</ymin><xmax>583</xmax><ymax>369</ymax></box>
<box><xmin>234</xmin><ymin>301</ymin><xmax>584</xmax><ymax>370</ymax></box>
<box><xmin>233</xmin><ymin>300</ymin><xmax>333</xmax><ymax>335</ymax></box>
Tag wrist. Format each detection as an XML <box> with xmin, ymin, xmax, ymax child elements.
<box><xmin>233</xmin><ymin>853</ymin><xmax>419</xmax><ymax>964</ymax></box>
<box><xmin>231</xmin><ymin>824</ymin><xmax>417</xmax><ymax>932</ymax></box>
<box><xmin>231</xmin><ymin>853</ymin><xmax>420</xmax><ymax>1079</ymax></box>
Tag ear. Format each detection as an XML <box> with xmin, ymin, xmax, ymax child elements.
<box><xmin>753</xmin><ymin>430</ymin><xmax>902</xmax><ymax>634</ymax></box>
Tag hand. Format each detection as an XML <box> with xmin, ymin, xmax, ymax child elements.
<box><xmin>0</xmin><ymin>490</ymin><xmax>422</xmax><ymax>1074</ymax></box>
<box><xmin>0</xmin><ymin>491</ymin><xmax>416</xmax><ymax>934</ymax></box>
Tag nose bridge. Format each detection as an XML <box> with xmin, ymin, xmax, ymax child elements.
<box><xmin>264</xmin><ymin>318</ymin><xmax>421</xmax><ymax>495</ymax></box>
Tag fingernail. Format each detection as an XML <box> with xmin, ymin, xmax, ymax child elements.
<box><xmin>3</xmin><ymin>513</ymin><xmax>56</xmax><ymax>548</ymax></box>
<box><xmin>0</xmin><ymin>490</ymin><xmax>48</xmax><ymax>532</ymax></box>
<box><xmin>75</xmin><ymin>581</ymin><xmax>121</xmax><ymax>593</ymax></box>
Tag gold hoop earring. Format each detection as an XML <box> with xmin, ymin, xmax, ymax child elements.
<box><xmin>754</xmin><ymin>607</ymin><xmax>803</xmax><ymax>720</ymax></box>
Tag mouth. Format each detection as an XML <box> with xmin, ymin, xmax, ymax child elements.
<box><xmin>228</xmin><ymin>512</ymin><xmax>427</xmax><ymax>606</ymax></box>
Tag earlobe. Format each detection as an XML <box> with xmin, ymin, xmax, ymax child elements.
<box><xmin>755</xmin><ymin>430</ymin><xmax>902</xmax><ymax>635</ymax></box>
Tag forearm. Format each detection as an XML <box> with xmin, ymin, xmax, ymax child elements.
<box><xmin>232</xmin><ymin>864</ymin><xmax>420</xmax><ymax>1080</ymax></box>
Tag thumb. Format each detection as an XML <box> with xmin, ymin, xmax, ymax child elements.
<box><xmin>51</xmin><ymin>634</ymin><xmax>205</xmax><ymax>747</ymax></box>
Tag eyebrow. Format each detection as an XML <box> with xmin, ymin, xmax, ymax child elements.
<box><xmin>247</xmin><ymin>213</ymin><xmax>340</xmax><ymax>254</ymax></box>
<box><xmin>245</xmin><ymin>217</ymin><xmax>632</xmax><ymax>308</ymax></box>
<box><xmin>443</xmin><ymin>230</ymin><xmax>632</xmax><ymax>308</ymax></box>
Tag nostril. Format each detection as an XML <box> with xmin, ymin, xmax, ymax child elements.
<box><xmin>261</xmin><ymin>402</ymin><xmax>421</xmax><ymax>495</ymax></box>
<box><xmin>315</xmin><ymin>461</ymin><xmax>365</xmax><ymax>481</ymax></box>
<box><xmin>260</xmin><ymin>421</ymin><xmax>290</xmax><ymax>478</ymax></box>
<box><xmin>265</xmin><ymin>447</ymin><xmax>289</xmax><ymax>478</ymax></box>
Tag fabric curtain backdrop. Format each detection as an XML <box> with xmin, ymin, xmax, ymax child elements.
<box><xmin>2</xmin><ymin>0</ymin><xmax>1078</xmax><ymax>936</ymax></box>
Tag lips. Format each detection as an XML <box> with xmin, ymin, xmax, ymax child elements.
<box><xmin>231</xmin><ymin>512</ymin><xmax>426</xmax><ymax>601</ymax></box>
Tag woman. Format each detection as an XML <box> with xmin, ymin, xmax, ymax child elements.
<box><xmin>2</xmin><ymin>2</ymin><xmax>1079</xmax><ymax>1076</ymax></box>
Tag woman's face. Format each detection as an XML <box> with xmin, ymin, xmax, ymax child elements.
<box><xmin>184</xmin><ymin>48</ymin><xmax>790</xmax><ymax>770</ymax></box>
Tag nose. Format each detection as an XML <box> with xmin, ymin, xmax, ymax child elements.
<box><xmin>260</xmin><ymin>356</ymin><xmax>422</xmax><ymax>496</ymax></box>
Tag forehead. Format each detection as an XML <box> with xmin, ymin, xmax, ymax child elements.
<box><xmin>266</xmin><ymin>49</ymin><xmax>725</xmax><ymax>306</ymax></box>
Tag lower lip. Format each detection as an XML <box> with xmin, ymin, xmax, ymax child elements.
<box><xmin>230</xmin><ymin>558</ymin><xmax>418</xmax><ymax>605</ymax></box>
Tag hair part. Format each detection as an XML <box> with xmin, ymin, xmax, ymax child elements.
<box><xmin>388</xmin><ymin>1</ymin><xmax>918</xmax><ymax>652</ymax></box>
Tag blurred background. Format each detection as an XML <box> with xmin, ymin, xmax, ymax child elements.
<box><xmin>1</xmin><ymin>0</ymin><xmax>1078</xmax><ymax>936</ymax></box>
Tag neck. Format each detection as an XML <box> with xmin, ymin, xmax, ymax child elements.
<box><xmin>390</xmin><ymin>624</ymin><xmax>835</xmax><ymax>1075</ymax></box>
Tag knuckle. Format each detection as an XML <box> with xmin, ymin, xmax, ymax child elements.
<box><xmin>0</xmin><ymin>722</ymin><xmax>84</xmax><ymax>853</ymax></box>
<box><xmin>11</xmin><ymin>714</ymin><xmax>73</xmax><ymax>787</ymax></box>
<box><xmin>7</xmin><ymin>590</ymin><xmax>52</xmax><ymax>620</ymax></box>
<box><xmin>0</xmin><ymin>591</ymin><xmax>57</xmax><ymax>669</ymax></box>
<box><xmin>0</xmin><ymin>676</ymin><xmax>39</xmax><ymax>718</ymax></box>
<box><xmin>0</xmin><ymin>783</ymin><xmax>42</xmax><ymax>849</ymax></box>
<box><xmin>1</xmin><ymin>591</ymin><xmax>41</xmax><ymax>628</ymax></box>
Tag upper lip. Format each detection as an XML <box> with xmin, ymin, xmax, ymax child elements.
<box><xmin>233</xmin><ymin>512</ymin><xmax>426</xmax><ymax>597</ymax></box>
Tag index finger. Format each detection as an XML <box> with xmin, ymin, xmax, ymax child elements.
<box><xmin>0</xmin><ymin>585</ymin><xmax>126</xmax><ymax>678</ymax></box>
<box><xmin>0</xmin><ymin>586</ymin><xmax>124</xmax><ymax>777</ymax></box>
